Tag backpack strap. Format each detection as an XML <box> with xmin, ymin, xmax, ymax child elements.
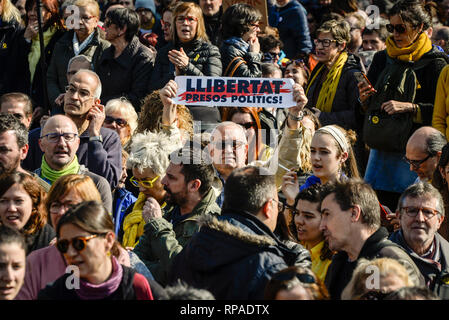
<box><xmin>224</xmin><ymin>56</ymin><xmax>247</xmax><ymax>77</ymax></box>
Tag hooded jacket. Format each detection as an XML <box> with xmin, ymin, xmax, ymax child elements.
<box><xmin>389</xmin><ymin>230</ymin><xmax>449</xmax><ymax>292</ymax></box>
<box><xmin>133</xmin><ymin>187</ymin><xmax>221</xmax><ymax>286</ymax></box>
<box><xmin>325</xmin><ymin>227</ymin><xmax>425</xmax><ymax>299</ymax></box>
<box><xmin>305</xmin><ymin>52</ymin><xmax>364</xmax><ymax>131</ymax></box>
<box><xmin>168</xmin><ymin>209</ymin><xmax>306</xmax><ymax>299</ymax></box>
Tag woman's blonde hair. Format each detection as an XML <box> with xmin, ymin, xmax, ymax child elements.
<box><xmin>341</xmin><ymin>257</ymin><xmax>416</xmax><ymax>300</ymax></box>
<box><xmin>317</xmin><ymin>19</ymin><xmax>351</xmax><ymax>46</ymax></box>
<box><xmin>105</xmin><ymin>97</ymin><xmax>138</xmax><ymax>146</ymax></box>
<box><xmin>1</xmin><ymin>0</ymin><xmax>22</xmax><ymax>23</ymax></box>
<box><xmin>171</xmin><ymin>1</ymin><xmax>208</xmax><ymax>43</ymax></box>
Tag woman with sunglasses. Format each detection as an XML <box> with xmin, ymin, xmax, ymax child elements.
<box><xmin>220</xmin><ymin>3</ymin><xmax>262</xmax><ymax>78</ymax></box>
<box><xmin>0</xmin><ymin>172</ymin><xmax>54</xmax><ymax>255</ymax></box>
<box><xmin>119</xmin><ymin>130</ymin><xmax>182</xmax><ymax>248</ymax></box>
<box><xmin>264</xmin><ymin>266</ymin><xmax>329</xmax><ymax>300</ymax></box>
<box><xmin>96</xmin><ymin>7</ymin><xmax>154</xmax><ymax>112</ymax></box>
<box><xmin>150</xmin><ymin>1</ymin><xmax>222</xmax><ymax>91</ymax></box>
<box><xmin>360</xmin><ymin>0</ymin><xmax>449</xmax><ymax>211</ymax></box>
<box><xmin>0</xmin><ymin>226</ymin><xmax>27</xmax><ymax>300</ymax></box>
<box><xmin>103</xmin><ymin>97</ymin><xmax>138</xmax><ymax>149</ymax></box>
<box><xmin>38</xmin><ymin>201</ymin><xmax>154</xmax><ymax>300</ymax></box>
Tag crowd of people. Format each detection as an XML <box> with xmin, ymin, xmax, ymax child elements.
<box><xmin>2</xmin><ymin>0</ymin><xmax>449</xmax><ymax>302</ymax></box>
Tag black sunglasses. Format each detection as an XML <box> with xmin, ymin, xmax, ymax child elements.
<box><xmin>272</xmin><ymin>271</ymin><xmax>316</xmax><ymax>284</ymax></box>
<box><xmin>359</xmin><ymin>290</ymin><xmax>392</xmax><ymax>300</ymax></box>
<box><xmin>403</xmin><ymin>154</ymin><xmax>432</xmax><ymax>170</ymax></box>
<box><xmin>240</xmin><ymin>122</ymin><xmax>257</xmax><ymax>130</ymax></box>
<box><xmin>104</xmin><ymin>115</ymin><xmax>128</xmax><ymax>127</ymax></box>
<box><xmin>386</xmin><ymin>23</ymin><xmax>407</xmax><ymax>34</ymax></box>
<box><xmin>56</xmin><ymin>233</ymin><xmax>106</xmax><ymax>254</ymax></box>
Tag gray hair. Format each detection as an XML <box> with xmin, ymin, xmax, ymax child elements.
<box><xmin>67</xmin><ymin>55</ymin><xmax>92</xmax><ymax>73</ymax></box>
<box><xmin>210</xmin><ymin>121</ymin><xmax>247</xmax><ymax>144</ymax></box>
<box><xmin>73</xmin><ymin>69</ymin><xmax>102</xmax><ymax>99</ymax></box>
<box><xmin>397</xmin><ymin>182</ymin><xmax>445</xmax><ymax>217</ymax></box>
<box><xmin>426</xmin><ymin>131</ymin><xmax>447</xmax><ymax>156</ymax></box>
<box><xmin>127</xmin><ymin>131</ymin><xmax>182</xmax><ymax>175</ymax></box>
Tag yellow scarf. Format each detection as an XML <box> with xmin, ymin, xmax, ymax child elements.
<box><xmin>306</xmin><ymin>51</ymin><xmax>348</xmax><ymax>113</ymax></box>
<box><xmin>28</xmin><ymin>26</ymin><xmax>57</xmax><ymax>82</ymax></box>
<box><xmin>386</xmin><ymin>33</ymin><xmax>432</xmax><ymax>62</ymax></box>
<box><xmin>122</xmin><ymin>192</ymin><xmax>147</xmax><ymax>248</ymax></box>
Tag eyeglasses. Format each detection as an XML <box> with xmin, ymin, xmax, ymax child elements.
<box><xmin>175</xmin><ymin>15</ymin><xmax>198</xmax><ymax>24</ymax></box>
<box><xmin>213</xmin><ymin>140</ymin><xmax>246</xmax><ymax>151</ymax></box>
<box><xmin>65</xmin><ymin>85</ymin><xmax>94</xmax><ymax>101</ymax></box>
<box><xmin>268</xmin><ymin>51</ymin><xmax>280</xmax><ymax>58</ymax></box>
<box><xmin>403</xmin><ymin>154</ymin><xmax>432</xmax><ymax>170</ymax></box>
<box><xmin>284</xmin><ymin>204</ymin><xmax>299</xmax><ymax>215</ymax></box>
<box><xmin>56</xmin><ymin>234</ymin><xmax>105</xmax><ymax>254</ymax></box>
<box><xmin>386</xmin><ymin>23</ymin><xmax>407</xmax><ymax>34</ymax></box>
<box><xmin>359</xmin><ymin>290</ymin><xmax>391</xmax><ymax>300</ymax></box>
<box><xmin>80</xmin><ymin>15</ymin><xmax>95</xmax><ymax>23</ymax></box>
<box><xmin>314</xmin><ymin>38</ymin><xmax>337</xmax><ymax>47</ymax></box>
<box><xmin>400</xmin><ymin>206</ymin><xmax>440</xmax><ymax>219</ymax></box>
<box><xmin>40</xmin><ymin>132</ymin><xmax>78</xmax><ymax>143</ymax></box>
<box><xmin>271</xmin><ymin>270</ymin><xmax>316</xmax><ymax>284</ymax></box>
<box><xmin>49</xmin><ymin>201</ymin><xmax>77</xmax><ymax>213</ymax></box>
<box><xmin>270</xmin><ymin>198</ymin><xmax>285</xmax><ymax>213</ymax></box>
<box><xmin>130</xmin><ymin>175</ymin><xmax>160</xmax><ymax>188</ymax></box>
<box><xmin>239</xmin><ymin>122</ymin><xmax>256</xmax><ymax>130</ymax></box>
<box><xmin>104</xmin><ymin>115</ymin><xmax>128</xmax><ymax>128</ymax></box>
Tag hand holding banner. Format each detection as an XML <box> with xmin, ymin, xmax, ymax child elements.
<box><xmin>172</xmin><ymin>76</ymin><xmax>296</xmax><ymax>108</ymax></box>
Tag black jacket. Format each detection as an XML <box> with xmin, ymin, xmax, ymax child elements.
<box><xmin>389</xmin><ymin>230</ymin><xmax>449</xmax><ymax>291</ymax></box>
<box><xmin>149</xmin><ymin>39</ymin><xmax>222</xmax><ymax>91</ymax></box>
<box><xmin>305</xmin><ymin>52</ymin><xmax>364</xmax><ymax>131</ymax></box>
<box><xmin>0</xmin><ymin>18</ymin><xmax>27</xmax><ymax>95</ymax></box>
<box><xmin>168</xmin><ymin>209</ymin><xmax>305</xmax><ymax>299</ymax></box>
<box><xmin>96</xmin><ymin>36</ymin><xmax>155</xmax><ymax>112</ymax></box>
<box><xmin>25</xmin><ymin>223</ymin><xmax>55</xmax><ymax>255</ymax></box>
<box><xmin>203</xmin><ymin>9</ymin><xmax>223</xmax><ymax>48</ymax></box>
<box><xmin>220</xmin><ymin>40</ymin><xmax>262</xmax><ymax>78</ymax></box>
<box><xmin>367</xmin><ymin>47</ymin><xmax>449</xmax><ymax>127</ymax></box>
<box><xmin>38</xmin><ymin>265</ymin><xmax>141</xmax><ymax>300</ymax></box>
<box><xmin>324</xmin><ymin>227</ymin><xmax>425</xmax><ymax>300</ymax></box>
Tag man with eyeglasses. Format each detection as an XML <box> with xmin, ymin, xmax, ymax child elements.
<box><xmin>320</xmin><ymin>179</ymin><xmax>424</xmax><ymax>299</ymax></box>
<box><xmin>389</xmin><ymin>182</ymin><xmax>449</xmax><ymax>298</ymax></box>
<box><xmin>405</xmin><ymin>126</ymin><xmax>447</xmax><ymax>183</ymax></box>
<box><xmin>0</xmin><ymin>92</ymin><xmax>33</xmax><ymax>129</ymax></box>
<box><xmin>47</xmin><ymin>0</ymin><xmax>110</xmax><ymax>113</ymax></box>
<box><xmin>22</xmin><ymin>69</ymin><xmax>123</xmax><ymax>191</ymax></box>
<box><xmin>35</xmin><ymin>114</ymin><xmax>113</xmax><ymax>212</ymax></box>
<box><xmin>132</xmin><ymin>146</ymin><xmax>221</xmax><ymax>286</ymax></box>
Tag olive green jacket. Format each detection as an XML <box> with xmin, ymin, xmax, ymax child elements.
<box><xmin>133</xmin><ymin>187</ymin><xmax>221</xmax><ymax>285</ymax></box>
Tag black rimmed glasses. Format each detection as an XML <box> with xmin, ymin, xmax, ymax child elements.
<box><xmin>314</xmin><ymin>38</ymin><xmax>337</xmax><ymax>48</ymax></box>
<box><xmin>40</xmin><ymin>132</ymin><xmax>78</xmax><ymax>143</ymax></box>
<box><xmin>403</xmin><ymin>154</ymin><xmax>432</xmax><ymax>170</ymax></box>
<box><xmin>400</xmin><ymin>206</ymin><xmax>440</xmax><ymax>219</ymax></box>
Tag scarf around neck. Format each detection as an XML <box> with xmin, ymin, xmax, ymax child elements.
<box><xmin>386</xmin><ymin>32</ymin><xmax>432</xmax><ymax>62</ymax></box>
<box><xmin>41</xmin><ymin>155</ymin><xmax>80</xmax><ymax>184</ymax></box>
<box><xmin>76</xmin><ymin>256</ymin><xmax>123</xmax><ymax>300</ymax></box>
<box><xmin>306</xmin><ymin>51</ymin><xmax>348</xmax><ymax>113</ymax></box>
<box><xmin>224</xmin><ymin>36</ymin><xmax>249</xmax><ymax>53</ymax></box>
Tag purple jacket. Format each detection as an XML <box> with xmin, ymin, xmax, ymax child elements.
<box><xmin>22</xmin><ymin>126</ymin><xmax>122</xmax><ymax>190</ymax></box>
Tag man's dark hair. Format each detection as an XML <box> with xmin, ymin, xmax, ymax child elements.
<box><xmin>362</xmin><ymin>22</ymin><xmax>389</xmax><ymax>42</ymax></box>
<box><xmin>295</xmin><ymin>184</ymin><xmax>326</xmax><ymax>207</ymax></box>
<box><xmin>319</xmin><ymin>179</ymin><xmax>381</xmax><ymax>229</ymax></box>
<box><xmin>435</xmin><ymin>26</ymin><xmax>449</xmax><ymax>41</ymax></box>
<box><xmin>161</xmin><ymin>280</ymin><xmax>215</xmax><ymax>300</ymax></box>
<box><xmin>170</xmin><ymin>143</ymin><xmax>216</xmax><ymax>197</ymax></box>
<box><xmin>426</xmin><ymin>130</ymin><xmax>447</xmax><ymax>156</ymax></box>
<box><xmin>0</xmin><ymin>92</ymin><xmax>33</xmax><ymax>116</ymax></box>
<box><xmin>259</xmin><ymin>34</ymin><xmax>283</xmax><ymax>52</ymax></box>
<box><xmin>222</xmin><ymin>3</ymin><xmax>262</xmax><ymax>39</ymax></box>
<box><xmin>384</xmin><ymin>286</ymin><xmax>440</xmax><ymax>300</ymax></box>
<box><xmin>223</xmin><ymin>166</ymin><xmax>276</xmax><ymax>214</ymax></box>
<box><xmin>0</xmin><ymin>113</ymin><xmax>28</xmax><ymax>148</ymax></box>
<box><xmin>0</xmin><ymin>225</ymin><xmax>26</xmax><ymax>252</ymax></box>
<box><xmin>106</xmin><ymin>7</ymin><xmax>140</xmax><ymax>42</ymax></box>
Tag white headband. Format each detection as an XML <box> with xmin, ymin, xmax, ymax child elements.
<box><xmin>316</xmin><ymin>125</ymin><xmax>349</xmax><ymax>153</ymax></box>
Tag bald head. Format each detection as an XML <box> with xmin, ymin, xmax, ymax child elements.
<box><xmin>39</xmin><ymin>115</ymin><xmax>81</xmax><ymax>171</ymax></box>
<box><xmin>406</xmin><ymin>127</ymin><xmax>447</xmax><ymax>181</ymax></box>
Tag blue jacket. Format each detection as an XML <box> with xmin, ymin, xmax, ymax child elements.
<box><xmin>22</xmin><ymin>126</ymin><xmax>122</xmax><ymax>190</ymax></box>
<box><xmin>113</xmin><ymin>188</ymin><xmax>137</xmax><ymax>236</ymax></box>
<box><xmin>268</xmin><ymin>0</ymin><xmax>312</xmax><ymax>59</ymax></box>
<box><xmin>169</xmin><ymin>209</ymin><xmax>299</xmax><ymax>299</ymax></box>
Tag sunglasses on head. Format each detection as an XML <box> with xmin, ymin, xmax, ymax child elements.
<box><xmin>386</xmin><ymin>23</ymin><xmax>407</xmax><ymax>34</ymax></box>
<box><xmin>56</xmin><ymin>233</ymin><xmax>106</xmax><ymax>254</ymax></box>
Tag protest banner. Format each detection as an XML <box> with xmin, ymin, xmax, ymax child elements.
<box><xmin>172</xmin><ymin>76</ymin><xmax>296</xmax><ymax>108</ymax></box>
<box><xmin>222</xmin><ymin>0</ymin><xmax>268</xmax><ymax>30</ymax></box>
